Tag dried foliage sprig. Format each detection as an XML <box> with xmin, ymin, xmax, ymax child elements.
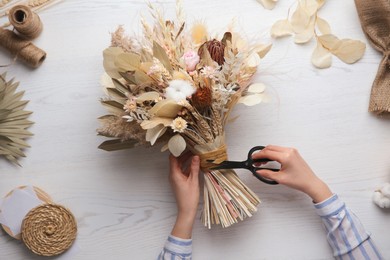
<box><xmin>270</xmin><ymin>0</ymin><xmax>366</xmax><ymax>68</ymax></box>
<box><xmin>98</xmin><ymin>0</ymin><xmax>271</xmax><ymax>228</ymax></box>
<box><xmin>0</xmin><ymin>73</ymin><xmax>33</xmax><ymax>165</ymax></box>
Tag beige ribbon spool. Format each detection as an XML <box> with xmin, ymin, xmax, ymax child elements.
<box><xmin>8</xmin><ymin>5</ymin><xmax>43</xmax><ymax>40</ymax></box>
<box><xmin>0</xmin><ymin>28</ymin><xmax>46</xmax><ymax>68</ymax></box>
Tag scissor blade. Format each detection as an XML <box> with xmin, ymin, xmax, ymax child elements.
<box><xmin>209</xmin><ymin>160</ymin><xmax>247</xmax><ymax>170</ymax></box>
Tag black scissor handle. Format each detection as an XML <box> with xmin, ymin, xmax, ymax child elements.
<box><xmin>247</xmin><ymin>146</ymin><xmax>279</xmax><ymax>185</ymax></box>
<box><xmin>247</xmin><ymin>146</ymin><xmax>266</xmax><ymax>160</ymax></box>
<box><xmin>252</xmin><ymin>168</ymin><xmax>279</xmax><ymax>185</ymax></box>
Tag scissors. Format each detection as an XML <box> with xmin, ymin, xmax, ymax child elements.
<box><xmin>209</xmin><ymin>146</ymin><xmax>280</xmax><ymax>185</ymax></box>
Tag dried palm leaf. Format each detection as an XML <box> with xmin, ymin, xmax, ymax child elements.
<box><xmin>0</xmin><ymin>73</ymin><xmax>33</xmax><ymax>165</ymax></box>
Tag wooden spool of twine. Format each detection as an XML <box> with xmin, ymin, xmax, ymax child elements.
<box><xmin>21</xmin><ymin>204</ymin><xmax>77</xmax><ymax>256</ymax></box>
<box><xmin>0</xmin><ymin>27</ymin><xmax>46</xmax><ymax>68</ymax></box>
<box><xmin>198</xmin><ymin>144</ymin><xmax>228</xmax><ymax>171</ymax></box>
<box><xmin>8</xmin><ymin>5</ymin><xmax>43</xmax><ymax>40</ymax></box>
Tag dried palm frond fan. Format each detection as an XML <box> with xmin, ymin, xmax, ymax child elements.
<box><xmin>0</xmin><ymin>73</ymin><xmax>33</xmax><ymax>165</ymax></box>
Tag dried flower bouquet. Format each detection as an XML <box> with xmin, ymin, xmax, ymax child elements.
<box><xmin>98</xmin><ymin>1</ymin><xmax>271</xmax><ymax>228</ymax></box>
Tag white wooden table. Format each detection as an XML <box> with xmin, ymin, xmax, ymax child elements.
<box><xmin>1</xmin><ymin>0</ymin><xmax>389</xmax><ymax>259</ymax></box>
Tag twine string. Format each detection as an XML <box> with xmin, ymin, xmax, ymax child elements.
<box><xmin>0</xmin><ymin>5</ymin><xmax>45</xmax><ymax>68</ymax></box>
<box><xmin>198</xmin><ymin>144</ymin><xmax>228</xmax><ymax>171</ymax></box>
<box><xmin>0</xmin><ymin>27</ymin><xmax>46</xmax><ymax>68</ymax></box>
<box><xmin>8</xmin><ymin>5</ymin><xmax>43</xmax><ymax>39</ymax></box>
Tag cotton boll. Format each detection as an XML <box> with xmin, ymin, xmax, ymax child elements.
<box><xmin>372</xmin><ymin>183</ymin><xmax>390</xmax><ymax>209</ymax></box>
<box><xmin>165</xmin><ymin>80</ymin><xmax>196</xmax><ymax>102</ymax></box>
<box><xmin>165</xmin><ymin>86</ymin><xmax>186</xmax><ymax>102</ymax></box>
<box><xmin>380</xmin><ymin>182</ymin><xmax>390</xmax><ymax>197</ymax></box>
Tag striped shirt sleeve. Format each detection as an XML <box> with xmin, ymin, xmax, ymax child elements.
<box><xmin>157</xmin><ymin>235</ymin><xmax>192</xmax><ymax>260</ymax></box>
<box><xmin>314</xmin><ymin>194</ymin><xmax>383</xmax><ymax>260</ymax></box>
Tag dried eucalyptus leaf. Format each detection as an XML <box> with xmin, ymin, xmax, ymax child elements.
<box><xmin>140</xmin><ymin>117</ymin><xmax>173</xmax><ymax>130</ymax></box>
<box><xmin>146</xmin><ymin>124</ymin><xmax>167</xmax><ymax>145</ymax></box>
<box><xmin>133</xmin><ymin>70</ymin><xmax>153</xmax><ymax>84</ymax></box>
<box><xmin>316</xmin><ymin>16</ymin><xmax>331</xmax><ymax>35</ymax></box>
<box><xmin>137</xmin><ymin>91</ymin><xmax>160</xmax><ymax>102</ymax></box>
<box><xmin>115</xmin><ymin>52</ymin><xmax>141</xmax><ymax>72</ymax></box>
<box><xmin>332</xmin><ymin>39</ymin><xmax>366</xmax><ymax>64</ymax></box>
<box><xmin>271</xmin><ymin>19</ymin><xmax>293</xmax><ymax>38</ymax></box>
<box><xmin>246</xmin><ymin>53</ymin><xmax>261</xmax><ymax>67</ymax></box>
<box><xmin>311</xmin><ymin>41</ymin><xmax>332</xmax><ymax>68</ymax></box>
<box><xmin>318</xmin><ymin>34</ymin><xmax>341</xmax><ymax>51</ymax></box>
<box><xmin>300</xmin><ymin>0</ymin><xmax>318</xmax><ymax>16</ymax></box>
<box><xmin>238</xmin><ymin>94</ymin><xmax>263</xmax><ymax>106</ymax></box>
<box><xmin>168</xmin><ymin>134</ymin><xmax>186</xmax><ymax>157</ymax></box>
<box><xmin>149</xmin><ymin>99</ymin><xmax>182</xmax><ymax>118</ymax></box>
<box><xmin>161</xmin><ymin>143</ymin><xmax>169</xmax><ymax>152</ymax></box>
<box><xmin>256</xmin><ymin>43</ymin><xmax>272</xmax><ymax>58</ymax></box>
<box><xmin>248</xmin><ymin>83</ymin><xmax>266</xmax><ymax>93</ymax></box>
<box><xmin>153</xmin><ymin>41</ymin><xmax>173</xmax><ymax>74</ymax></box>
<box><xmin>294</xmin><ymin>26</ymin><xmax>314</xmax><ymax>43</ymax></box>
<box><xmin>103</xmin><ymin>47</ymin><xmax>124</xmax><ymax>79</ymax></box>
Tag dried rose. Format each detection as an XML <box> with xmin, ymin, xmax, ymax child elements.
<box><xmin>182</xmin><ymin>50</ymin><xmax>200</xmax><ymax>72</ymax></box>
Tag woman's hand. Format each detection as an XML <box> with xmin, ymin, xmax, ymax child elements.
<box><xmin>253</xmin><ymin>145</ymin><xmax>332</xmax><ymax>203</ymax></box>
<box><xmin>169</xmin><ymin>153</ymin><xmax>200</xmax><ymax>239</ymax></box>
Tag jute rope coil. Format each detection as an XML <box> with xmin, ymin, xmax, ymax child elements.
<box><xmin>21</xmin><ymin>204</ymin><xmax>77</xmax><ymax>256</ymax></box>
<box><xmin>198</xmin><ymin>144</ymin><xmax>228</xmax><ymax>171</ymax></box>
<box><xmin>8</xmin><ymin>5</ymin><xmax>43</xmax><ymax>40</ymax></box>
<box><xmin>0</xmin><ymin>27</ymin><xmax>46</xmax><ymax>68</ymax></box>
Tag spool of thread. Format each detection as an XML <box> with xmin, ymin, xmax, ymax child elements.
<box><xmin>0</xmin><ymin>28</ymin><xmax>46</xmax><ymax>68</ymax></box>
<box><xmin>8</xmin><ymin>5</ymin><xmax>43</xmax><ymax>40</ymax></box>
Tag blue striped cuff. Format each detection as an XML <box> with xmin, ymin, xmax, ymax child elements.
<box><xmin>314</xmin><ymin>194</ymin><xmax>345</xmax><ymax>217</ymax></box>
<box><xmin>164</xmin><ymin>235</ymin><xmax>192</xmax><ymax>256</ymax></box>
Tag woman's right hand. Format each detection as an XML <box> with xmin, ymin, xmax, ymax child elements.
<box><xmin>252</xmin><ymin>145</ymin><xmax>333</xmax><ymax>203</ymax></box>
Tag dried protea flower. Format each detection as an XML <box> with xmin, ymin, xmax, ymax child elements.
<box><xmin>198</xmin><ymin>39</ymin><xmax>225</xmax><ymax>65</ymax></box>
<box><xmin>192</xmin><ymin>86</ymin><xmax>212</xmax><ymax>110</ymax></box>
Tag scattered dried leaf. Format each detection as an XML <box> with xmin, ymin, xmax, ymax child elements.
<box><xmin>311</xmin><ymin>41</ymin><xmax>332</xmax><ymax>68</ymax></box>
<box><xmin>271</xmin><ymin>19</ymin><xmax>294</xmax><ymax>38</ymax></box>
<box><xmin>256</xmin><ymin>0</ymin><xmax>278</xmax><ymax>10</ymax></box>
<box><xmin>291</xmin><ymin>3</ymin><xmax>310</xmax><ymax>33</ymax></box>
<box><xmin>332</xmin><ymin>39</ymin><xmax>366</xmax><ymax>64</ymax></box>
<box><xmin>316</xmin><ymin>16</ymin><xmax>331</xmax><ymax>35</ymax></box>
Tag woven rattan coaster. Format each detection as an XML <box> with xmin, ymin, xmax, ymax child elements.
<box><xmin>21</xmin><ymin>203</ymin><xmax>77</xmax><ymax>256</ymax></box>
<box><xmin>1</xmin><ymin>186</ymin><xmax>52</xmax><ymax>239</ymax></box>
